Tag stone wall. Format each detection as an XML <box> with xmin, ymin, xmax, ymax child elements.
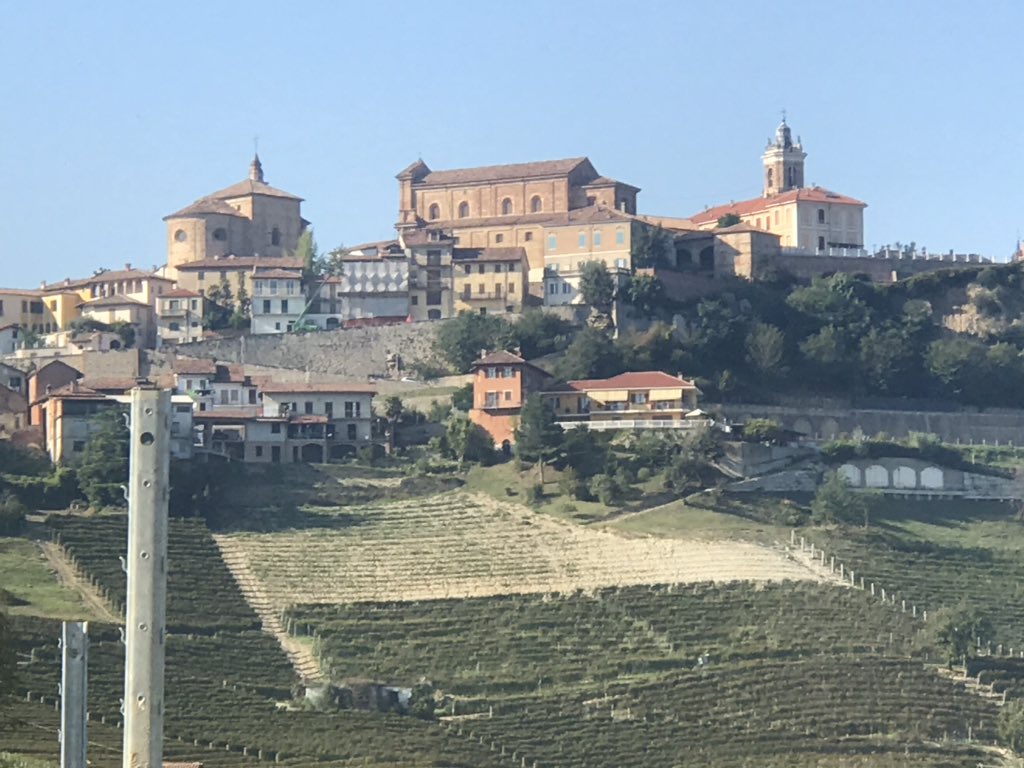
<box><xmin>720</xmin><ymin>402</ymin><xmax>1024</xmax><ymax>446</ymax></box>
<box><xmin>173</xmin><ymin>322</ymin><xmax>444</xmax><ymax>378</ymax></box>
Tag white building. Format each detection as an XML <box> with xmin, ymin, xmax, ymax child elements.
<box><xmin>251</xmin><ymin>268</ymin><xmax>305</xmax><ymax>334</ymax></box>
<box><xmin>156</xmin><ymin>289</ymin><xmax>205</xmax><ymax>347</ymax></box>
<box><xmin>306</xmin><ymin>254</ymin><xmax>410</xmax><ymax>329</ymax></box>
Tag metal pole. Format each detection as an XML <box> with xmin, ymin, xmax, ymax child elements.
<box><xmin>60</xmin><ymin>621</ymin><xmax>88</xmax><ymax>768</ymax></box>
<box><xmin>122</xmin><ymin>387</ymin><xmax>171</xmax><ymax>768</ymax></box>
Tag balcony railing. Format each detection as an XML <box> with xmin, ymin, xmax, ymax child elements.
<box><xmin>554</xmin><ymin>418</ymin><xmax>714</xmax><ymax>431</ymax></box>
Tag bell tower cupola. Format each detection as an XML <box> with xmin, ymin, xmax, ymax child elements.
<box><xmin>762</xmin><ymin>115</ymin><xmax>806</xmax><ymax>197</ymax></box>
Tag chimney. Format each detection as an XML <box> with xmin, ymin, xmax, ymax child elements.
<box><xmin>40</xmin><ymin>281</ymin><xmax>46</xmax><ymax>290</ymax></box>
<box><xmin>125</xmin><ymin>262</ymin><xmax>132</xmax><ymax>270</ymax></box>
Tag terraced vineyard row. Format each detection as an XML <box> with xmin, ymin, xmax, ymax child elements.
<box><xmin>462</xmin><ymin>658</ymin><xmax>998</xmax><ymax>768</ymax></box>
<box><xmin>288</xmin><ymin>582</ymin><xmax>924</xmax><ymax>697</ymax></box>
<box><xmin>220</xmin><ymin>493</ymin><xmax>819</xmax><ymax>608</ymax></box>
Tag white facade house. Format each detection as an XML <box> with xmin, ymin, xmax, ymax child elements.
<box><xmin>155</xmin><ymin>289</ymin><xmax>205</xmax><ymax>347</ymax></box>
<box><xmin>306</xmin><ymin>257</ymin><xmax>410</xmax><ymax>329</ymax></box>
<box><xmin>251</xmin><ymin>269</ymin><xmax>305</xmax><ymax>334</ymax></box>
<box><xmin>259</xmin><ymin>383</ymin><xmax>376</xmax><ymax>463</ymax></box>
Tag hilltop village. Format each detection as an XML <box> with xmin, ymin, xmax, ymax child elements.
<box><xmin>0</xmin><ymin>118</ymin><xmax>1013</xmax><ymax>469</ymax></box>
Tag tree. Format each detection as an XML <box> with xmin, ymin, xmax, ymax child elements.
<box><xmin>76</xmin><ymin>408</ymin><xmax>129</xmax><ymax>509</ymax></box>
<box><xmin>811</xmin><ymin>471</ymin><xmax>876</xmax><ymax>528</ymax></box>
<box><xmin>932</xmin><ymin>604</ymin><xmax>995</xmax><ymax>665</ymax></box>
<box><xmin>623</xmin><ymin>274</ymin><xmax>665</xmax><ymax>316</ymax></box>
<box><xmin>514</xmin><ymin>394</ymin><xmax>563</xmax><ymax>483</ymax></box>
<box><xmin>578</xmin><ymin>261</ymin><xmax>615</xmax><ymax>311</ymax></box>
<box><xmin>444</xmin><ymin>415</ymin><xmax>493</xmax><ymax>468</ymax></box>
<box><xmin>450</xmin><ymin>384</ymin><xmax>474</xmax><ymax>412</ymax></box>
<box><xmin>382</xmin><ymin>395</ymin><xmax>404</xmax><ymax>423</ymax></box>
<box><xmin>512</xmin><ymin>311</ymin><xmax>573</xmax><ymax>359</ymax></box>
<box><xmin>556</xmin><ymin>327</ymin><xmax>623</xmax><ymax>380</ymax></box>
<box><xmin>435</xmin><ymin>312</ymin><xmax>515</xmax><ymax>373</ymax></box>
<box><xmin>998</xmin><ymin>701</ymin><xmax>1024</xmax><ymax>752</ymax></box>
<box><xmin>294</xmin><ymin>229</ymin><xmax>320</xmax><ymax>279</ymax></box>
<box><xmin>742</xmin><ymin>418</ymin><xmax>785</xmax><ymax>444</ymax></box>
<box><xmin>204</xmin><ymin>279</ymin><xmax>234</xmax><ymax>330</ymax></box>
<box><xmin>925</xmin><ymin>337</ymin><xmax>988</xmax><ymax>399</ymax></box>
<box><xmin>858</xmin><ymin>326</ymin><xmax>919</xmax><ymax>395</ymax></box>
<box><xmin>744</xmin><ymin>322</ymin><xmax>787</xmax><ymax>379</ymax></box>
<box><xmin>630</xmin><ymin>225</ymin><xmax>670</xmax><ymax>268</ymax></box>
<box><xmin>562</xmin><ymin>427</ymin><xmax>610</xmax><ymax>479</ymax></box>
<box><xmin>716</xmin><ymin>213</ymin><xmax>741</xmax><ymax>228</ymax></box>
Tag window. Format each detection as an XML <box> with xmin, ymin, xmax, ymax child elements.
<box><xmin>594</xmin><ymin>231</ymin><xmax>602</xmax><ymax>246</ymax></box>
<box><xmin>426</xmin><ymin>290</ymin><xmax>441</xmax><ymax>305</ymax></box>
<box><xmin>263</xmin><ymin>300</ymin><xmax>271</xmax><ymax>314</ymax></box>
<box><xmin>325</xmin><ymin>401</ymin><xmax>333</xmax><ymax>416</ymax></box>
<box><xmin>72</xmin><ymin>440</ymin><xmax>85</xmax><ymax>452</ymax></box>
<box><xmin>495</xmin><ymin>233</ymin><xmax>504</xmax><ymax>244</ymax></box>
<box><xmin>271</xmin><ymin>446</ymin><xmax>281</xmax><ymax>462</ymax></box>
<box><xmin>548</xmin><ymin>234</ymin><xmax>557</xmax><ymax>250</ymax></box>
<box><xmin>504</xmin><ymin>390</ymin><xmax>512</xmax><ymax>401</ymax></box>
<box><xmin>169</xmin><ymin>322</ymin><xmax>180</xmax><ymax>331</ymax></box>
<box><xmin>818</xmin><ymin>236</ymin><xmax>826</xmax><ymax>251</ymax></box>
<box><xmin>501</xmin><ymin>198</ymin><xmax>513</xmax><ymax>215</ymax></box>
<box><xmin>478</xmin><ymin>283</ymin><xmax>485</xmax><ymax>295</ymax></box>
<box><xmin>428</xmin><ymin>203</ymin><xmax>440</xmax><ymax>220</ymax></box>
<box><xmin>191</xmin><ymin>299</ymin><xmax>198</xmax><ymax>311</ymax></box>
<box><xmin>230</xmin><ymin>390</ymin><xmax>239</xmax><ymax>403</ymax></box>
<box><xmin>562</xmin><ymin>283</ymin><xmax>571</xmax><ymax>294</ymax></box>
<box><xmin>212</xmin><ymin>228</ymin><xmax>227</xmax><ymax>241</ymax></box>
<box><xmin>578</xmin><ymin>232</ymin><xmax>587</xmax><ymax>248</ymax></box>
<box><xmin>174</xmin><ymin>229</ymin><xmax>187</xmax><ymax>242</ymax></box>
<box><xmin>274</xmin><ymin>322</ymin><xmax>281</xmax><ymax>331</ymax></box>
<box><xmin>347</xmin><ymin>424</ymin><xmax>357</xmax><ymax>440</ymax></box>
<box><xmin>428</xmin><ymin>309</ymin><xmax>441</xmax><ymax>320</ymax></box>
<box><xmin>486</xmin><ymin>367</ymin><xmax>496</xmax><ymax>379</ymax></box>
<box><xmin>530</xmin><ymin>196</ymin><xmax>542</xmax><ymax>213</ymax></box>
<box><xmin>281</xmin><ymin>300</ymin><xmax>289</xmax><ymax>313</ymax></box>
<box><xmin>255</xmin><ymin>446</ymin><xmax>264</xmax><ymax>457</ymax></box>
<box><xmin>485</xmin><ymin>392</ymin><xmax>500</xmax><ymax>407</ymax></box>
<box><xmin>304</xmin><ymin>401</ymin><xmax>313</xmax><ymax>414</ymax></box>
<box><xmin>411</xmin><ymin>295</ymin><xmax>419</xmax><ymax>305</ymax></box>
<box><xmin>817</xmin><ymin>208</ymin><xmax>826</xmax><ymax>224</ymax></box>
<box><xmin>495</xmin><ymin>285</ymin><xmax>502</xmax><ymax>298</ymax></box>
<box><xmin>477</xmin><ymin>264</ymin><xmax>485</xmax><ymax>274</ymax></box>
<box><xmin>344</xmin><ymin>401</ymin><xmax>361</xmax><ymax>418</ymax></box>
<box><xmin>548</xmin><ymin>283</ymin><xmax>557</xmax><ymax>295</ymax></box>
<box><xmin>631</xmin><ymin>393</ymin><xmax>647</xmax><ymax>404</ymax></box>
<box><xmin>508</xmin><ymin>283</ymin><xmax>515</xmax><ymax>294</ymax></box>
<box><xmin>220</xmin><ymin>270</ymin><xmax>227</xmax><ymax>280</ymax></box>
<box><xmin>271</xmin><ymin>228</ymin><xmax>281</xmax><ymax>246</ymax></box>
<box><xmin>0</xmin><ymin>300</ymin><xmax>3</xmax><ymax>315</ymax></box>
<box><xmin>458</xmin><ymin>201</ymin><xmax>470</xmax><ymax>218</ymax></box>
<box><xmin>524</xmin><ymin>231</ymin><xmax>533</xmax><ymax>242</ymax></box>
<box><xmin>615</xmin><ymin>230</ymin><xmax>624</xmax><ymax>245</ymax></box>
<box><xmin>271</xmin><ymin>423</ymin><xmax>281</xmax><ymax>434</ymax></box>
<box><xmin>615</xmin><ymin>258</ymin><xmax>627</xmax><ymax>268</ymax></box>
<box><xmin>503</xmin><ymin>367</ymin><xmax>513</xmax><ymax>378</ymax></box>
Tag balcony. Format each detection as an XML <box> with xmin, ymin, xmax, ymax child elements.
<box><xmin>554</xmin><ymin>418</ymin><xmax>714</xmax><ymax>432</ymax></box>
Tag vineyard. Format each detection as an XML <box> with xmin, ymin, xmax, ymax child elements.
<box><xmin>216</xmin><ymin>492</ymin><xmax>820</xmax><ymax>609</ymax></box>
<box><xmin>287</xmin><ymin>583</ymin><xmax>1003</xmax><ymax>767</ymax></box>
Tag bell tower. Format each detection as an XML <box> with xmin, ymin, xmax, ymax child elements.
<box><xmin>762</xmin><ymin>116</ymin><xmax>806</xmax><ymax>197</ymax></box>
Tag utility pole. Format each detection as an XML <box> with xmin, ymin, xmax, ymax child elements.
<box><xmin>59</xmin><ymin>621</ymin><xmax>88</xmax><ymax>768</ymax></box>
<box><xmin>122</xmin><ymin>387</ymin><xmax>171</xmax><ymax>768</ymax></box>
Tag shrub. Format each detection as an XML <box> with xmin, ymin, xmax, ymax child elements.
<box><xmin>588</xmin><ymin>474</ymin><xmax>619</xmax><ymax>505</ymax></box>
<box><xmin>525</xmin><ymin>483</ymin><xmax>545</xmax><ymax>506</ymax></box>
<box><xmin>636</xmin><ymin>467</ymin><xmax>652</xmax><ymax>482</ymax></box>
<box><xmin>0</xmin><ymin>492</ymin><xmax>27</xmax><ymax>535</ymax></box>
<box><xmin>1</xmin><ymin>468</ymin><xmax>80</xmax><ymax>510</ymax></box>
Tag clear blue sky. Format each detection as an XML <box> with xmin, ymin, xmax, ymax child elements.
<box><xmin>2</xmin><ymin>0</ymin><xmax>1021</xmax><ymax>287</ymax></box>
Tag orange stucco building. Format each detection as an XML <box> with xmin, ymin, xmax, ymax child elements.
<box><xmin>467</xmin><ymin>351</ymin><xmax>552</xmax><ymax>448</ymax></box>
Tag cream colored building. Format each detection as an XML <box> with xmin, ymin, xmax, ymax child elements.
<box><xmin>163</xmin><ymin>156</ymin><xmax>307</xmax><ymax>280</ymax></box>
<box><xmin>40</xmin><ymin>266</ymin><xmax>174</xmax><ymax>333</ymax></box>
<box><xmin>80</xmin><ymin>295</ymin><xmax>156</xmax><ymax>348</ymax></box>
<box><xmin>0</xmin><ymin>289</ymin><xmax>54</xmax><ymax>334</ymax></box>
<box><xmin>396</xmin><ymin>157</ymin><xmax>639</xmax><ymax>288</ymax></box>
<box><xmin>155</xmin><ymin>289</ymin><xmax>206</xmax><ymax>347</ymax></box>
<box><xmin>688</xmin><ymin>119</ymin><xmax>866</xmax><ymax>254</ymax></box>
<box><xmin>453</xmin><ymin>247</ymin><xmax>527</xmax><ymax>314</ymax></box>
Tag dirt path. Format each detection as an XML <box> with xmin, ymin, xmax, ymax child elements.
<box><xmin>38</xmin><ymin>540</ymin><xmax>122</xmax><ymax>624</ymax></box>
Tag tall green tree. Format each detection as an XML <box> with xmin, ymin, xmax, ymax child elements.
<box><xmin>931</xmin><ymin>604</ymin><xmax>994</xmax><ymax>665</ymax></box>
<box><xmin>435</xmin><ymin>312</ymin><xmax>515</xmax><ymax>373</ymax></box>
<box><xmin>514</xmin><ymin>394</ymin><xmax>563</xmax><ymax>483</ymax></box>
<box><xmin>630</xmin><ymin>225</ymin><xmax>670</xmax><ymax>268</ymax></box>
<box><xmin>512</xmin><ymin>311</ymin><xmax>573</xmax><ymax>359</ymax></box>
<box><xmin>556</xmin><ymin>327</ymin><xmax>623</xmax><ymax>380</ymax></box>
<box><xmin>623</xmin><ymin>274</ymin><xmax>665</xmax><ymax>316</ymax></box>
<box><xmin>444</xmin><ymin>415</ymin><xmax>493</xmax><ymax>468</ymax></box>
<box><xmin>744</xmin><ymin>322</ymin><xmax>787</xmax><ymax>379</ymax></box>
<box><xmin>811</xmin><ymin>471</ymin><xmax>876</xmax><ymax>528</ymax></box>
<box><xmin>294</xmin><ymin>229</ymin><xmax>320</xmax><ymax>279</ymax></box>
<box><xmin>578</xmin><ymin>261</ymin><xmax>615</xmax><ymax>311</ymax></box>
<box><xmin>76</xmin><ymin>408</ymin><xmax>129</xmax><ymax>509</ymax></box>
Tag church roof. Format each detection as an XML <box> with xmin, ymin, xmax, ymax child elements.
<box><xmin>414</xmin><ymin>157</ymin><xmax>591</xmax><ymax>186</ymax></box>
<box><xmin>688</xmin><ymin>186</ymin><xmax>866</xmax><ymax>226</ymax></box>
<box><xmin>583</xmin><ymin>175</ymin><xmax>641</xmax><ymax>192</ymax></box>
<box><xmin>207</xmin><ymin>177</ymin><xmax>303</xmax><ymax>202</ymax></box>
<box><xmin>164</xmin><ymin>197</ymin><xmax>248</xmax><ymax>220</ymax></box>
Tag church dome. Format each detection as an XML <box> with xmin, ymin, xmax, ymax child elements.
<box><xmin>775</xmin><ymin>119</ymin><xmax>793</xmax><ymax>149</ymax></box>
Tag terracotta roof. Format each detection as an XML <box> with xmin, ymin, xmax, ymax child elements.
<box><xmin>260</xmin><ymin>382</ymin><xmax>377</xmax><ymax>394</ymax></box>
<box><xmin>289</xmin><ymin>414</ymin><xmax>329</xmax><ymax>424</ymax></box>
<box><xmin>208</xmin><ymin>177</ymin><xmax>302</xmax><ymax>202</ymax></box>
<box><xmin>82</xmin><ymin>295</ymin><xmax>149</xmax><ymax>308</ymax></box>
<box><xmin>173</xmin><ymin>357</ymin><xmax>218</xmax><ymax>375</ymax></box>
<box><xmin>252</xmin><ymin>268</ymin><xmax>303</xmax><ymax>279</ymax></box>
<box><xmin>175</xmin><ymin>255</ymin><xmax>304</xmax><ymax>270</ymax></box>
<box><xmin>0</xmin><ymin>287</ymin><xmax>43</xmax><ymax>296</ymax></box>
<box><xmin>427</xmin><ymin>204</ymin><xmax>636</xmax><ymax>233</ymax></box>
<box><xmin>47</xmin><ymin>382</ymin><xmax>107</xmax><ymax>399</ymax></box>
<box><xmin>346</xmin><ymin>239</ymin><xmax>402</xmax><ymax>253</ymax></box>
<box><xmin>217</xmin><ymin>363</ymin><xmax>248</xmax><ymax>383</ymax></box>
<box><xmin>471</xmin><ymin>351</ymin><xmax>552</xmax><ymax>376</ymax></box>
<box><xmin>636</xmin><ymin>214</ymin><xmax>699</xmax><ymax>232</ymax></box>
<box><xmin>555</xmin><ymin>371</ymin><xmax>698</xmax><ymax>392</ymax></box>
<box><xmin>688</xmin><ymin>186</ymin><xmax>866</xmax><ymax>226</ymax></box>
<box><xmin>453</xmin><ymin>247</ymin><xmax>527</xmax><ymax>263</ymax></box>
<box><xmin>160</xmin><ymin>288</ymin><xmax>202</xmax><ymax>298</ymax></box>
<box><xmin>0</xmin><ymin>324</ymin><xmax>17</xmax><ymax>332</ymax></box>
<box><xmin>78</xmin><ymin>377</ymin><xmax>142</xmax><ymax>393</ymax></box>
<box><xmin>583</xmin><ymin>175</ymin><xmax>641</xmax><ymax>192</ymax></box>
<box><xmin>164</xmin><ymin>197</ymin><xmax>247</xmax><ymax>220</ymax></box>
<box><xmin>415</xmin><ymin>157</ymin><xmax>590</xmax><ymax>186</ymax></box>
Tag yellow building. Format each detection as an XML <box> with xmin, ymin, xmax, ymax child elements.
<box><xmin>396</xmin><ymin>157</ymin><xmax>639</xmax><ymax>289</ymax></box>
<box><xmin>40</xmin><ymin>266</ymin><xmax>175</xmax><ymax>333</ymax></box>
<box><xmin>543</xmin><ymin>371</ymin><xmax>702</xmax><ymax>431</ymax></box>
<box><xmin>688</xmin><ymin>119</ymin><xmax>866</xmax><ymax>254</ymax></box>
<box><xmin>452</xmin><ymin>247</ymin><xmax>527</xmax><ymax>314</ymax></box>
<box><xmin>0</xmin><ymin>288</ymin><xmax>57</xmax><ymax>334</ymax></box>
<box><xmin>163</xmin><ymin>155</ymin><xmax>307</xmax><ymax>280</ymax></box>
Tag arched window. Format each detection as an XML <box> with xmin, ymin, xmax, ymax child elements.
<box><xmin>766</xmin><ymin>168</ymin><xmax>773</xmax><ymax>188</ymax></box>
<box><xmin>501</xmin><ymin>198</ymin><xmax>513</xmax><ymax>215</ymax></box>
<box><xmin>817</xmin><ymin>208</ymin><xmax>825</xmax><ymax>224</ymax></box>
<box><xmin>271</xmin><ymin>227</ymin><xmax>281</xmax><ymax>246</ymax></box>
<box><xmin>428</xmin><ymin>203</ymin><xmax>440</xmax><ymax>220</ymax></box>
<box><xmin>458</xmin><ymin>201</ymin><xmax>470</xmax><ymax>219</ymax></box>
<box><xmin>530</xmin><ymin>196</ymin><xmax>542</xmax><ymax>213</ymax></box>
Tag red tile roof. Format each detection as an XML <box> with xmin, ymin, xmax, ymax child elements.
<box><xmin>173</xmin><ymin>357</ymin><xmax>218</xmax><ymax>375</ymax></box>
<box><xmin>471</xmin><ymin>350</ymin><xmax>552</xmax><ymax>375</ymax></box>
<box><xmin>260</xmin><ymin>382</ymin><xmax>377</xmax><ymax>394</ymax></box>
<box><xmin>175</xmin><ymin>255</ymin><xmax>304</xmax><ymax>271</ymax></box>
<box><xmin>164</xmin><ymin>197</ymin><xmax>248</xmax><ymax>220</ymax></box>
<box><xmin>414</xmin><ymin>157</ymin><xmax>590</xmax><ymax>186</ymax></box>
<box><xmin>555</xmin><ymin>371</ymin><xmax>698</xmax><ymax>392</ymax></box>
<box><xmin>688</xmin><ymin>186</ymin><xmax>866</xmax><ymax>226</ymax></box>
<box><xmin>252</xmin><ymin>268</ymin><xmax>303</xmax><ymax>279</ymax></box>
<box><xmin>160</xmin><ymin>288</ymin><xmax>203</xmax><ymax>298</ymax></box>
<box><xmin>208</xmin><ymin>177</ymin><xmax>302</xmax><ymax>202</ymax></box>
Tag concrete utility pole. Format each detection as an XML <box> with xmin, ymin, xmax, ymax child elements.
<box><xmin>122</xmin><ymin>387</ymin><xmax>171</xmax><ymax>768</ymax></box>
<box><xmin>60</xmin><ymin>621</ymin><xmax>88</xmax><ymax>768</ymax></box>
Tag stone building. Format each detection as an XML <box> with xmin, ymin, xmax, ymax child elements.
<box><xmin>163</xmin><ymin>156</ymin><xmax>307</xmax><ymax>281</ymax></box>
<box><xmin>395</xmin><ymin>157</ymin><xmax>639</xmax><ymax>288</ymax></box>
